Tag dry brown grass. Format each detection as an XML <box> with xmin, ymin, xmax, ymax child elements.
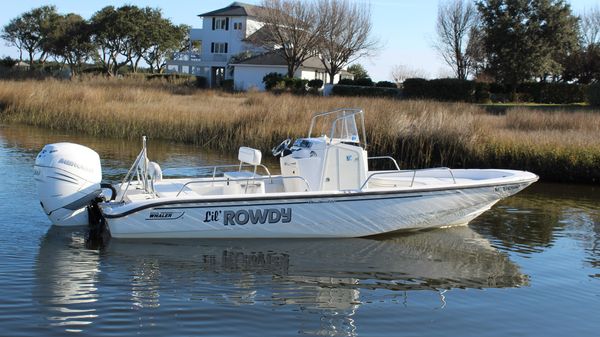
<box><xmin>1</xmin><ymin>78</ymin><xmax>599</xmax><ymax>183</ymax></box>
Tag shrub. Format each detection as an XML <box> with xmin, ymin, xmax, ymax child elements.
<box><xmin>589</xmin><ymin>83</ymin><xmax>600</xmax><ymax>106</ymax></box>
<box><xmin>338</xmin><ymin>78</ymin><xmax>354</xmax><ymax>85</ymax></box>
<box><xmin>353</xmin><ymin>77</ymin><xmax>374</xmax><ymax>87</ymax></box>
<box><xmin>489</xmin><ymin>82</ymin><xmax>508</xmax><ymax>94</ymax></box>
<box><xmin>221</xmin><ymin>79</ymin><xmax>234</xmax><ymax>91</ymax></box>
<box><xmin>331</xmin><ymin>84</ymin><xmax>401</xmax><ymax>98</ymax></box>
<box><xmin>402</xmin><ymin>78</ymin><xmax>429</xmax><ymax>98</ymax></box>
<box><xmin>196</xmin><ymin>76</ymin><xmax>208</xmax><ymax>88</ymax></box>
<box><xmin>487</xmin><ymin>82</ymin><xmax>586</xmax><ymax>104</ymax></box>
<box><xmin>404</xmin><ymin>78</ymin><xmax>480</xmax><ymax>102</ymax></box>
<box><xmin>262</xmin><ymin>72</ymin><xmax>284</xmax><ymax>90</ymax></box>
<box><xmin>475</xmin><ymin>82</ymin><xmax>491</xmax><ymax>103</ymax></box>
<box><xmin>0</xmin><ymin>57</ymin><xmax>17</xmax><ymax>68</ymax></box>
<box><xmin>427</xmin><ymin>78</ymin><xmax>475</xmax><ymax>102</ymax></box>
<box><xmin>516</xmin><ymin>82</ymin><xmax>587</xmax><ymax>104</ymax></box>
<box><xmin>284</xmin><ymin>77</ymin><xmax>308</xmax><ymax>93</ymax></box>
<box><xmin>308</xmin><ymin>79</ymin><xmax>323</xmax><ymax>89</ymax></box>
<box><xmin>376</xmin><ymin>81</ymin><xmax>397</xmax><ymax>88</ymax></box>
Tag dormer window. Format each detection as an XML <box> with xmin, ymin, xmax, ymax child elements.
<box><xmin>212</xmin><ymin>17</ymin><xmax>229</xmax><ymax>30</ymax></box>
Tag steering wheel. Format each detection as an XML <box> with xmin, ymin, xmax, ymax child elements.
<box><xmin>272</xmin><ymin>138</ymin><xmax>291</xmax><ymax>156</ymax></box>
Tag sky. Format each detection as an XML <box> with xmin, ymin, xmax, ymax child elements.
<box><xmin>1</xmin><ymin>0</ymin><xmax>598</xmax><ymax>81</ymax></box>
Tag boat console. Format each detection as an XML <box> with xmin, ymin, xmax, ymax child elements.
<box><xmin>277</xmin><ymin>109</ymin><xmax>368</xmax><ymax>192</ymax></box>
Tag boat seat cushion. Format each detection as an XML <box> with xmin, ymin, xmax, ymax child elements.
<box><xmin>238</xmin><ymin>147</ymin><xmax>262</xmax><ymax>166</ymax></box>
<box><xmin>223</xmin><ymin>171</ymin><xmax>259</xmax><ymax>179</ymax></box>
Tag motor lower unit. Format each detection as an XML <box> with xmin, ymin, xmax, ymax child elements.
<box><xmin>34</xmin><ymin>143</ymin><xmax>102</xmax><ymax>226</ymax></box>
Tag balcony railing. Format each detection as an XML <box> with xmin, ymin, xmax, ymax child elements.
<box><xmin>169</xmin><ymin>53</ymin><xmax>229</xmax><ymax>63</ymax></box>
<box><xmin>171</xmin><ymin>52</ymin><xmax>202</xmax><ymax>61</ymax></box>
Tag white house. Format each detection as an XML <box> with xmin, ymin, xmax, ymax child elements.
<box><xmin>166</xmin><ymin>2</ymin><xmax>351</xmax><ymax>90</ymax></box>
<box><xmin>232</xmin><ymin>50</ymin><xmax>350</xmax><ymax>91</ymax></box>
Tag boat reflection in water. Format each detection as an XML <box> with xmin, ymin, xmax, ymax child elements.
<box><xmin>34</xmin><ymin>227</ymin><xmax>101</xmax><ymax>333</ymax></box>
<box><xmin>35</xmin><ymin>226</ymin><xmax>527</xmax><ymax>335</ymax></box>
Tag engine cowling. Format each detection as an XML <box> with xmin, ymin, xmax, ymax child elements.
<box><xmin>34</xmin><ymin>143</ymin><xmax>102</xmax><ymax>226</ymax></box>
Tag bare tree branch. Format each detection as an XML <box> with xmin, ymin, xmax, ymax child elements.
<box><xmin>434</xmin><ymin>0</ymin><xmax>478</xmax><ymax>80</ymax></box>
<box><xmin>258</xmin><ymin>0</ymin><xmax>326</xmax><ymax>77</ymax></box>
<box><xmin>581</xmin><ymin>6</ymin><xmax>600</xmax><ymax>48</ymax></box>
<box><xmin>317</xmin><ymin>0</ymin><xmax>378</xmax><ymax>84</ymax></box>
<box><xmin>390</xmin><ymin>64</ymin><xmax>428</xmax><ymax>84</ymax></box>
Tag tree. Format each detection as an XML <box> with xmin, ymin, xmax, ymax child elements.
<box><xmin>477</xmin><ymin>0</ymin><xmax>579</xmax><ymax>93</ymax></box>
<box><xmin>347</xmin><ymin>63</ymin><xmax>369</xmax><ymax>80</ymax></box>
<box><xmin>464</xmin><ymin>24</ymin><xmax>489</xmax><ymax>80</ymax></box>
<box><xmin>390</xmin><ymin>64</ymin><xmax>427</xmax><ymax>84</ymax></box>
<box><xmin>561</xmin><ymin>47</ymin><xmax>600</xmax><ymax>84</ymax></box>
<box><xmin>1</xmin><ymin>6</ymin><xmax>58</xmax><ymax>66</ymax></box>
<box><xmin>569</xmin><ymin>6</ymin><xmax>600</xmax><ymax>83</ymax></box>
<box><xmin>45</xmin><ymin>13</ymin><xmax>94</xmax><ymax>77</ymax></box>
<box><xmin>258</xmin><ymin>0</ymin><xmax>326</xmax><ymax>77</ymax></box>
<box><xmin>142</xmin><ymin>22</ymin><xmax>189</xmax><ymax>73</ymax></box>
<box><xmin>581</xmin><ymin>6</ymin><xmax>600</xmax><ymax>48</ymax></box>
<box><xmin>91</xmin><ymin>6</ymin><xmax>144</xmax><ymax>76</ymax></box>
<box><xmin>316</xmin><ymin>0</ymin><xmax>378</xmax><ymax>84</ymax></box>
<box><xmin>129</xmin><ymin>7</ymin><xmax>169</xmax><ymax>73</ymax></box>
<box><xmin>434</xmin><ymin>0</ymin><xmax>478</xmax><ymax>80</ymax></box>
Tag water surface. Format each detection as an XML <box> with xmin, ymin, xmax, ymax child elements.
<box><xmin>1</xmin><ymin>124</ymin><xmax>599</xmax><ymax>337</ymax></box>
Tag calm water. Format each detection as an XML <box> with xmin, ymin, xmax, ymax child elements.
<box><xmin>1</xmin><ymin>124</ymin><xmax>599</xmax><ymax>337</ymax></box>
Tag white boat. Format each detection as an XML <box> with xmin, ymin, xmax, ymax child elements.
<box><xmin>34</xmin><ymin>108</ymin><xmax>538</xmax><ymax>238</ymax></box>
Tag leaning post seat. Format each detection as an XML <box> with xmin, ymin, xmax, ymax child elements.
<box><xmin>223</xmin><ymin>147</ymin><xmax>265</xmax><ymax>194</ymax></box>
<box><xmin>237</xmin><ymin>146</ymin><xmax>262</xmax><ymax>170</ymax></box>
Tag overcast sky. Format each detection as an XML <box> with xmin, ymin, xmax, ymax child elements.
<box><xmin>1</xmin><ymin>0</ymin><xmax>598</xmax><ymax>81</ymax></box>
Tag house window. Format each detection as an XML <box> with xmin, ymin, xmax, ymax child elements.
<box><xmin>233</xmin><ymin>22</ymin><xmax>243</xmax><ymax>30</ymax></box>
<box><xmin>212</xmin><ymin>17</ymin><xmax>229</xmax><ymax>30</ymax></box>
<box><xmin>211</xmin><ymin>42</ymin><xmax>228</xmax><ymax>54</ymax></box>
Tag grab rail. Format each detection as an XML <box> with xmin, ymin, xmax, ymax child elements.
<box><xmin>410</xmin><ymin>167</ymin><xmax>456</xmax><ymax>187</ymax></box>
<box><xmin>191</xmin><ymin>163</ymin><xmax>272</xmax><ymax>179</ymax></box>
<box><xmin>360</xmin><ymin>167</ymin><xmax>457</xmax><ymax>190</ymax></box>
<box><xmin>175</xmin><ymin>176</ymin><xmax>312</xmax><ymax>197</ymax></box>
<box><xmin>368</xmin><ymin>156</ymin><xmax>401</xmax><ymax>171</ymax></box>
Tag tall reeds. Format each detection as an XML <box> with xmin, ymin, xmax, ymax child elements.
<box><xmin>1</xmin><ymin>78</ymin><xmax>599</xmax><ymax>183</ymax></box>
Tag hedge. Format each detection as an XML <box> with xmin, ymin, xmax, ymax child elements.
<box><xmin>404</xmin><ymin>78</ymin><xmax>586</xmax><ymax>103</ymax></box>
<box><xmin>403</xmin><ymin>78</ymin><xmax>475</xmax><ymax>102</ymax></box>
<box><xmin>376</xmin><ymin>81</ymin><xmax>397</xmax><ymax>88</ymax></box>
<box><xmin>517</xmin><ymin>82</ymin><xmax>587</xmax><ymax>104</ymax></box>
<box><xmin>331</xmin><ymin>84</ymin><xmax>401</xmax><ymax>98</ymax></box>
<box><xmin>308</xmin><ymin>79</ymin><xmax>323</xmax><ymax>89</ymax></box>
<box><xmin>587</xmin><ymin>83</ymin><xmax>600</xmax><ymax>106</ymax></box>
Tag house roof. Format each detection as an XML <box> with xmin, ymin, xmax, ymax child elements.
<box><xmin>243</xmin><ymin>26</ymin><xmax>270</xmax><ymax>44</ymax></box>
<box><xmin>198</xmin><ymin>2</ymin><xmax>266</xmax><ymax>18</ymax></box>
<box><xmin>232</xmin><ymin>50</ymin><xmax>327</xmax><ymax>70</ymax></box>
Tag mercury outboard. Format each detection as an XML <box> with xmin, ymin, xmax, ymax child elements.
<box><xmin>34</xmin><ymin>143</ymin><xmax>103</xmax><ymax>226</ymax></box>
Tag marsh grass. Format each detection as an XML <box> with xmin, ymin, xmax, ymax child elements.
<box><xmin>1</xmin><ymin>78</ymin><xmax>599</xmax><ymax>183</ymax></box>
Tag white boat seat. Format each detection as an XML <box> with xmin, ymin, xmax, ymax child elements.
<box><xmin>238</xmin><ymin>147</ymin><xmax>262</xmax><ymax>166</ymax></box>
<box><xmin>223</xmin><ymin>171</ymin><xmax>265</xmax><ymax>194</ymax></box>
<box><xmin>224</xmin><ymin>171</ymin><xmax>259</xmax><ymax>179</ymax></box>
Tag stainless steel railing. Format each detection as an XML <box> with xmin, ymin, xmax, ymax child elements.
<box><xmin>175</xmin><ymin>175</ymin><xmax>311</xmax><ymax>197</ymax></box>
<box><xmin>360</xmin><ymin>167</ymin><xmax>457</xmax><ymax>190</ymax></box>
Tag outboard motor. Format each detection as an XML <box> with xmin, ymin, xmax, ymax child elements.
<box><xmin>34</xmin><ymin>143</ymin><xmax>102</xmax><ymax>226</ymax></box>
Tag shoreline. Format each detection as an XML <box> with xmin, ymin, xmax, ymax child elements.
<box><xmin>0</xmin><ymin>78</ymin><xmax>598</xmax><ymax>184</ymax></box>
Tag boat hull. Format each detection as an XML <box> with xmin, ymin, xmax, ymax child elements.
<box><xmin>101</xmin><ymin>179</ymin><xmax>535</xmax><ymax>239</ymax></box>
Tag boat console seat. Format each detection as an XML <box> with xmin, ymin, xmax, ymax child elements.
<box><xmin>223</xmin><ymin>171</ymin><xmax>265</xmax><ymax>194</ymax></box>
<box><xmin>223</xmin><ymin>147</ymin><xmax>265</xmax><ymax>194</ymax></box>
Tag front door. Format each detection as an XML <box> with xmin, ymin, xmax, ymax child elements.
<box><xmin>211</xmin><ymin>67</ymin><xmax>225</xmax><ymax>88</ymax></box>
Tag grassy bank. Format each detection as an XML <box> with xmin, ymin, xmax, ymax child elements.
<box><xmin>1</xmin><ymin>78</ymin><xmax>599</xmax><ymax>184</ymax></box>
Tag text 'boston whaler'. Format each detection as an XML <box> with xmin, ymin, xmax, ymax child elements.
<box><xmin>35</xmin><ymin>108</ymin><xmax>538</xmax><ymax>238</ymax></box>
